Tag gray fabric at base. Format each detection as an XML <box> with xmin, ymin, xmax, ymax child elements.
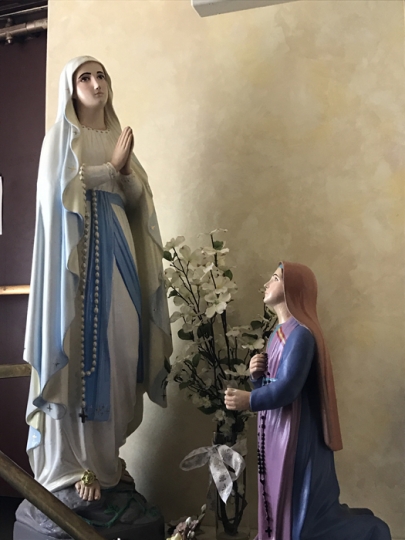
<box><xmin>14</xmin><ymin>482</ymin><xmax>165</xmax><ymax>540</ymax></box>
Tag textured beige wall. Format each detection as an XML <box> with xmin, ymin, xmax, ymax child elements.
<box><xmin>47</xmin><ymin>0</ymin><xmax>405</xmax><ymax>536</ymax></box>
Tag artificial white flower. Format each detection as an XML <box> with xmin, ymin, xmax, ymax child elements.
<box><xmin>189</xmin><ymin>266</ymin><xmax>211</xmax><ymax>286</ymax></box>
<box><xmin>173</xmin><ymin>295</ymin><xmax>186</xmax><ymax>307</ymax></box>
<box><xmin>164</xmin><ymin>267</ymin><xmax>182</xmax><ymax>287</ymax></box>
<box><xmin>197</xmin><ymin>228</ymin><xmax>228</xmax><ymax>239</ymax></box>
<box><xmin>204</xmin><ymin>292</ymin><xmax>231</xmax><ymax>318</ymax></box>
<box><xmin>164</xmin><ymin>267</ymin><xmax>176</xmax><ymax>279</ymax></box>
<box><xmin>178</xmin><ymin>284</ymin><xmax>191</xmax><ymax>297</ymax></box>
<box><xmin>173</xmin><ymin>259</ymin><xmax>185</xmax><ymax>272</ymax></box>
<box><xmin>182</xmin><ymin>322</ymin><xmax>194</xmax><ymax>333</ymax></box>
<box><xmin>179</xmin><ymin>245</ymin><xmax>204</xmax><ymax>267</ymax></box>
<box><xmin>214</xmin><ymin>409</ymin><xmax>226</xmax><ymax>422</ymax></box>
<box><xmin>164</xmin><ymin>230</ymin><xmax>278</xmax><ymax>440</ymax></box>
<box><xmin>180</xmin><ymin>303</ymin><xmax>195</xmax><ymax>318</ymax></box>
<box><xmin>203</xmin><ymin>262</ymin><xmax>215</xmax><ymax>273</ymax></box>
<box><xmin>180</xmin><ymin>304</ymin><xmax>192</xmax><ymax>314</ymax></box>
<box><xmin>199</xmin><ymin>370</ymin><xmax>212</xmax><ymax>388</ymax></box>
<box><xmin>224</xmin><ymin>415</ymin><xmax>236</xmax><ymax>426</ymax></box>
<box><xmin>202</xmin><ymin>246</ymin><xmax>230</xmax><ymax>257</ymax></box>
<box><xmin>184</xmin><ymin>341</ymin><xmax>199</xmax><ymax>356</ymax></box>
<box><xmin>169</xmin><ymin>311</ymin><xmax>182</xmax><ymax>323</ymax></box>
<box><xmin>179</xmin><ymin>245</ymin><xmax>192</xmax><ymax>260</ymax></box>
<box><xmin>204</xmin><ymin>291</ymin><xmax>231</xmax><ymax>303</ymax></box>
<box><xmin>216</xmin><ymin>256</ymin><xmax>227</xmax><ymax>268</ymax></box>
<box><xmin>224</xmin><ymin>364</ymin><xmax>250</xmax><ymax>377</ymax></box>
<box><xmin>210</xmin><ymin>228</ymin><xmax>228</xmax><ymax>235</ymax></box>
<box><xmin>216</xmin><ymin>333</ymin><xmax>227</xmax><ymax>350</ymax></box>
<box><xmin>218</xmin><ymin>415</ymin><xmax>236</xmax><ymax>435</ymax></box>
<box><xmin>236</xmin><ymin>477</ymin><xmax>245</xmax><ymax>496</ymax></box>
<box><xmin>226</xmin><ymin>328</ymin><xmax>241</xmax><ymax>338</ymax></box>
<box><xmin>252</xmin><ymin>338</ymin><xmax>265</xmax><ymax>350</ymax></box>
<box><xmin>201</xmin><ymin>275</ymin><xmax>237</xmax><ymax>295</ymax></box>
<box><xmin>241</xmin><ymin>336</ymin><xmax>265</xmax><ymax>351</ymax></box>
<box><xmin>164</xmin><ymin>236</ymin><xmax>185</xmax><ymax>250</ymax></box>
<box><xmin>169</xmin><ymin>360</ymin><xmax>186</xmax><ymax>379</ymax></box>
<box><xmin>204</xmin><ymin>292</ymin><xmax>217</xmax><ymax>304</ymax></box>
<box><xmin>191</xmin><ymin>394</ymin><xmax>211</xmax><ymax>408</ymax></box>
<box><xmin>176</xmin><ymin>368</ymin><xmax>190</xmax><ymax>382</ymax></box>
<box><xmin>201</xmin><ymin>396</ymin><xmax>212</xmax><ymax>408</ymax></box>
<box><xmin>219</xmin><ymin>423</ymin><xmax>232</xmax><ymax>435</ymax></box>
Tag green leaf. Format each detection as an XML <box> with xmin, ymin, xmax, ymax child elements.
<box><xmin>213</xmin><ymin>240</ymin><xmax>224</xmax><ymax>250</ymax></box>
<box><xmin>169</xmin><ymin>290</ymin><xmax>179</xmax><ymax>298</ymax></box>
<box><xmin>164</xmin><ymin>358</ymin><xmax>171</xmax><ymax>373</ymax></box>
<box><xmin>242</xmin><ymin>332</ymin><xmax>258</xmax><ymax>340</ymax></box>
<box><xmin>192</xmin><ymin>354</ymin><xmax>200</xmax><ymax>367</ymax></box>
<box><xmin>227</xmin><ymin>358</ymin><xmax>240</xmax><ymax>368</ymax></box>
<box><xmin>250</xmin><ymin>320</ymin><xmax>262</xmax><ymax>330</ymax></box>
<box><xmin>163</xmin><ymin>251</ymin><xmax>173</xmax><ymax>261</ymax></box>
<box><xmin>178</xmin><ymin>329</ymin><xmax>194</xmax><ymax>341</ymax></box>
<box><xmin>198</xmin><ymin>406</ymin><xmax>218</xmax><ymax>415</ymax></box>
<box><xmin>235</xmin><ymin>416</ymin><xmax>246</xmax><ymax>433</ymax></box>
<box><xmin>223</xmin><ymin>269</ymin><xmax>233</xmax><ymax>280</ymax></box>
<box><xmin>197</xmin><ymin>323</ymin><xmax>212</xmax><ymax>339</ymax></box>
<box><xmin>199</xmin><ymin>349</ymin><xmax>212</xmax><ymax>361</ymax></box>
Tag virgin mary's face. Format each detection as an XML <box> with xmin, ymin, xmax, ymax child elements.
<box><xmin>263</xmin><ymin>266</ymin><xmax>285</xmax><ymax>307</ymax></box>
<box><xmin>73</xmin><ymin>61</ymin><xmax>109</xmax><ymax>110</ymax></box>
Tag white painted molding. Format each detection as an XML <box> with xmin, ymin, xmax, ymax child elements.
<box><xmin>192</xmin><ymin>0</ymin><xmax>298</xmax><ymax>17</ymax></box>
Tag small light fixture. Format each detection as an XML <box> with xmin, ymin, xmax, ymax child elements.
<box><xmin>191</xmin><ymin>0</ymin><xmax>298</xmax><ymax>17</ymax></box>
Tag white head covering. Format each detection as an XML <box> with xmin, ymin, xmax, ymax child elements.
<box><xmin>24</xmin><ymin>56</ymin><xmax>172</xmax><ymax>448</ymax></box>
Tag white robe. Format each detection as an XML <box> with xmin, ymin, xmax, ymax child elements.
<box><xmin>29</xmin><ymin>128</ymin><xmax>143</xmax><ymax>491</ymax></box>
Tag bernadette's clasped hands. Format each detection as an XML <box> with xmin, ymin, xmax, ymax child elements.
<box><xmin>250</xmin><ymin>352</ymin><xmax>267</xmax><ymax>380</ymax></box>
<box><xmin>224</xmin><ymin>352</ymin><xmax>268</xmax><ymax>411</ymax></box>
<box><xmin>224</xmin><ymin>387</ymin><xmax>250</xmax><ymax>411</ymax></box>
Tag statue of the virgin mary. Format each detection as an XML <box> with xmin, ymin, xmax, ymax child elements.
<box><xmin>22</xmin><ymin>55</ymin><xmax>172</xmax><ymax>507</ymax></box>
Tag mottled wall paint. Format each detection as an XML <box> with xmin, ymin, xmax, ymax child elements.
<box><xmin>47</xmin><ymin>1</ymin><xmax>404</xmax><ymax>536</ymax></box>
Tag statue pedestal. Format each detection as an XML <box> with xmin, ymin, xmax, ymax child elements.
<box><xmin>14</xmin><ymin>482</ymin><xmax>165</xmax><ymax>540</ymax></box>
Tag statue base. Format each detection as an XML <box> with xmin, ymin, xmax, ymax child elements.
<box><xmin>14</xmin><ymin>481</ymin><xmax>165</xmax><ymax>540</ymax></box>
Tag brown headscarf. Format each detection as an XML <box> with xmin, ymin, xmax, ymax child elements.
<box><xmin>281</xmin><ymin>261</ymin><xmax>343</xmax><ymax>452</ymax></box>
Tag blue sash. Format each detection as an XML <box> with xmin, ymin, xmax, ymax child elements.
<box><xmin>83</xmin><ymin>190</ymin><xmax>142</xmax><ymax>421</ymax></box>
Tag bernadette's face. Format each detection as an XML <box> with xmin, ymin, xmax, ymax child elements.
<box><xmin>263</xmin><ymin>266</ymin><xmax>285</xmax><ymax>307</ymax></box>
<box><xmin>73</xmin><ymin>61</ymin><xmax>108</xmax><ymax>110</ymax></box>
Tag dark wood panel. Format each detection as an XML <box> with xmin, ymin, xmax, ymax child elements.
<box><xmin>0</xmin><ymin>31</ymin><xmax>46</xmax><ymax>497</ymax></box>
<box><xmin>0</xmin><ymin>378</ymin><xmax>31</xmax><ymax>497</ymax></box>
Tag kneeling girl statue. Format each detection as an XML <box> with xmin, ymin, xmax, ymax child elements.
<box><xmin>225</xmin><ymin>262</ymin><xmax>391</xmax><ymax>540</ymax></box>
<box><xmin>23</xmin><ymin>56</ymin><xmax>172</xmax><ymax>506</ymax></box>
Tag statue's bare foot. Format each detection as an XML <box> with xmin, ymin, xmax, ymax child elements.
<box><xmin>120</xmin><ymin>460</ymin><xmax>135</xmax><ymax>485</ymax></box>
<box><xmin>75</xmin><ymin>479</ymin><xmax>101</xmax><ymax>501</ymax></box>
